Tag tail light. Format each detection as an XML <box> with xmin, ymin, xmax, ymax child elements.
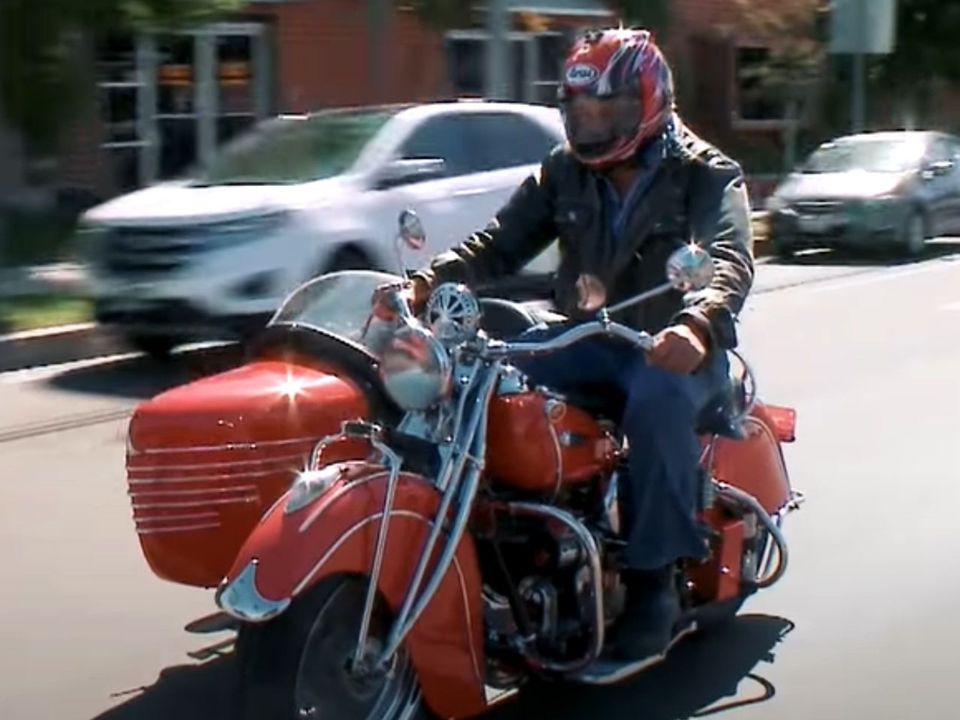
<box><xmin>764</xmin><ymin>405</ymin><xmax>797</xmax><ymax>443</ymax></box>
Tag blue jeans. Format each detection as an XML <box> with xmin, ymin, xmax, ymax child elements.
<box><xmin>515</xmin><ymin>329</ymin><xmax>729</xmax><ymax>570</ymax></box>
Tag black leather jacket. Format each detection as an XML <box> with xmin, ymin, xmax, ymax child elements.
<box><xmin>413</xmin><ymin>118</ymin><xmax>755</xmax><ymax>350</ymax></box>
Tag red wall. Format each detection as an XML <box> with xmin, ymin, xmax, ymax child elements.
<box><xmin>250</xmin><ymin>1</ymin><xmax>451</xmax><ymax>112</ymax></box>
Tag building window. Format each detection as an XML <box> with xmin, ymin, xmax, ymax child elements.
<box><xmin>95</xmin><ymin>34</ymin><xmax>149</xmax><ymax>191</ymax></box>
<box><xmin>735</xmin><ymin>46</ymin><xmax>784</xmax><ymax>122</ymax></box>
<box><xmin>445</xmin><ymin>30</ymin><xmax>569</xmax><ymax>104</ymax></box>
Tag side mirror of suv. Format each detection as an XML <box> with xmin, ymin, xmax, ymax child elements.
<box><xmin>374</xmin><ymin>158</ymin><xmax>446</xmax><ymax>190</ymax></box>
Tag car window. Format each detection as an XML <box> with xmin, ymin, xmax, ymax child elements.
<box><xmin>458</xmin><ymin>113</ymin><xmax>558</xmax><ymax>172</ymax></box>
<box><xmin>928</xmin><ymin>137</ymin><xmax>953</xmax><ymax>164</ymax></box>
<box><xmin>399</xmin><ymin>112</ymin><xmax>558</xmax><ymax>179</ymax></box>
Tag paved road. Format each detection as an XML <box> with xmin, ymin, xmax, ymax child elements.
<box><xmin>2</xmin><ymin>245</ymin><xmax>960</xmax><ymax>720</ymax></box>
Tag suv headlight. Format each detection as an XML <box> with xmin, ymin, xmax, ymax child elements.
<box><xmin>379</xmin><ymin>323</ymin><xmax>452</xmax><ymax>411</ymax></box>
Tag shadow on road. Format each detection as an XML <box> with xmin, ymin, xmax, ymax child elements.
<box><xmin>46</xmin><ymin>345</ymin><xmax>245</xmax><ymax>400</ymax></box>
<box><xmin>91</xmin><ymin>613</ymin><xmax>794</xmax><ymax>720</ymax></box>
<box><xmin>765</xmin><ymin>238</ymin><xmax>960</xmax><ymax>268</ymax></box>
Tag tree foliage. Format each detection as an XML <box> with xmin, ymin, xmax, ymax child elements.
<box><xmin>0</xmin><ymin>0</ymin><xmax>243</xmax><ymax>151</ymax></box>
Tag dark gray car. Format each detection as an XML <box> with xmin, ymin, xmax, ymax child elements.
<box><xmin>766</xmin><ymin>131</ymin><xmax>960</xmax><ymax>258</ymax></box>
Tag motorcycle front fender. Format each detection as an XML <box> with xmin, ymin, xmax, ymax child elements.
<box><xmin>216</xmin><ymin>461</ymin><xmax>488</xmax><ymax>720</ymax></box>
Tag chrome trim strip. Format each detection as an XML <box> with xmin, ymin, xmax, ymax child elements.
<box><xmin>216</xmin><ymin>559</ymin><xmax>291</xmax><ymax>623</ymax></box>
<box><xmin>127</xmin><ymin>452</ymin><xmax>306</xmax><ymax>473</ymax></box>
<box><xmin>129</xmin><ymin>485</ymin><xmax>259</xmax><ymax>498</ymax></box>
<box><xmin>132</xmin><ymin>496</ymin><xmax>258</xmax><ymax>510</ymax></box>
<box><xmin>129</xmin><ymin>435</ymin><xmax>320</xmax><ymax>457</ymax></box>
<box><xmin>298</xmin><ymin>472</ymin><xmax>385</xmax><ymax>533</ymax></box>
<box><xmin>134</xmin><ymin>511</ymin><xmax>219</xmax><ymax>524</ymax></box>
<box><xmin>129</xmin><ymin>466</ymin><xmax>297</xmax><ymax>485</ymax></box>
<box><xmin>137</xmin><ymin>522</ymin><xmax>222</xmax><ymax>535</ymax></box>
<box><xmin>290</xmin><ymin>509</ymin><xmax>481</xmax><ymax>681</ymax></box>
<box><xmin>544</xmin><ymin>400</ymin><xmax>564</xmax><ymax>502</ymax></box>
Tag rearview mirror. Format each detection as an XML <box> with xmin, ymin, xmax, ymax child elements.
<box><xmin>398</xmin><ymin>209</ymin><xmax>426</xmax><ymax>250</ymax></box>
<box><xmin>666</xmin><ymin>244</ymin><xmax>714</xmax><ymax>292</ymax></box>
<box><xmin>376</xmin><ymin>158</ymin><xmax>445</xmax><ymax>190</ymax></box>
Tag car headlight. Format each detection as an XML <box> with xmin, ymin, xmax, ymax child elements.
<box><xmin>285</xmin><ymin>464</ymin><xmax>343</xmax><ymax>514</ymax></box>
<box><xmin>379</xmin><ymin>323</ymin><xmax>452</xmax><ymax>411</ymax></box>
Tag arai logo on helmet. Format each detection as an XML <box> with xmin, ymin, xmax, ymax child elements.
<box><xmin>565</xmin><ymin>63</ymin><xmax>599</xmax><ymax>87</ymax></box>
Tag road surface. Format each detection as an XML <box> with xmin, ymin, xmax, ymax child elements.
<box><xmin>2</xmin><ymin>245</ymin><xmax>959</xmax><ymax>720</ymax></box>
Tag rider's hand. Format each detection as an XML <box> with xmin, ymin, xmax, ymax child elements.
<box><xmin>648</xmin><ymin>322</ymin><xmax>709</xmax><ymax>374</ymax></box>
<box><xmin>575</xmin><ymin>273</ymin><xmax>607</xmax><ymax>312</ymax></box>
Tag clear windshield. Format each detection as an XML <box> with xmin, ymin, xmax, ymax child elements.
<box><xmin>191</xmin><ymin>109</ymin><xmax>397</xmax><ymax>186</ymax></box>
<box><xmin>802</xmin><ymin>138</ymin><xmax>924</xmax><ymax>174</ymax></box>
<box><xmin>269</xmin><ymin>271</ymin><xmax>403</xmax><ymax>355</ymax></box>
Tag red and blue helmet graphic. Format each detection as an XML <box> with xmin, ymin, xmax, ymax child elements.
<box><xmin>559</xmin><ymin>28</ymin><xmax>675</xmax><ymax>169</ymax></box>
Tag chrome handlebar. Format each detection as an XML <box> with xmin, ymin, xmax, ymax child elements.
<box><xmin>484</xmin><ymin>319</ymin><xmax>654</xmax><ymax>359</ymax></box>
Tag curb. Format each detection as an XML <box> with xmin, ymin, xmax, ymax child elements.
<box><xmin>0</xmin><ymin>323</ymin><xmax>124</xmax><ymax>373</ymax></box>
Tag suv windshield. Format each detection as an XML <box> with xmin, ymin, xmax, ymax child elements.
<box><xmin>192</xmin><ymin>109</ymin><xmax>397</xmax><ymax>186</ymax></box>
<box><xmin>270</xmin><ymin>271</ymin><xmax>402</xmax><ymax>355</ymax></box>
<box><xmin>802</xmin><ymin>137</ymin><xmax>924</xmax><ymax>174</ymax></box>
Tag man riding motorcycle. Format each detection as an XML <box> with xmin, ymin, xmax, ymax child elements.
<box><xmin>399</xmin><ymin>28</ymin><xmax>755</xmax><ymax>662</ymax></box>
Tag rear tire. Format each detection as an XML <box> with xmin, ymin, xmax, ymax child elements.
<box><xmin>234</xmin><ymin>576</ymin><xmax>430</xmax><ymax>720</ymax></box>
<box><xmin>325</xmin><ymin>247</ymin><xmax>374</xmax><ymax>275</ymax></box>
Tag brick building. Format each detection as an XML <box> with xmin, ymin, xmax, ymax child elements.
<box><xmin>47</xmin><ymin>0</ymin><xmax>823</xmax><ymax>203</ymax></box>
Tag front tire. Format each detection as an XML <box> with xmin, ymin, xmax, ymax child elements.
<box><xmin>235</xmin><ymin>576</ymin><xmax>429</xmax><ymax>720</ymax></box>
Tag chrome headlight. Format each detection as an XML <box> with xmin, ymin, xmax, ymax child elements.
<box><xmin>379</xmin><ymin>323</ymin><xmax>452</xmax><ymax>411</ymax></box>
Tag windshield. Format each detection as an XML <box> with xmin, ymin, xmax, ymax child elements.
<box><xmin>802</xmin><ymin>138</ymin><xmax>924</xmax><ymax>174</ymax></box>
<box><xmin>270</xmin><ymin>271</ymin><xmax>403</xmax><ymax>355</ymax></box>
<box><xmin>192</xmin><ymin>109</ymin><xmax>397</xmax><ymax>186</ymax></box>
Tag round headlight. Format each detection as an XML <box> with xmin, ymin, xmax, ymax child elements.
<box><xmin>379</xmin><ymin>324</ymin><xmax>452</xmax><ymax>411</ymax></box>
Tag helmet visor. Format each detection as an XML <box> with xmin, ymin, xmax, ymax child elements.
<box><xmin>560</xmin><ymin>92</ymin><xmax>642</xmax><ymax>161</ymax></box>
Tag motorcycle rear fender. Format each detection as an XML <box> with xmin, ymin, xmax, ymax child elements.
<box><xmin>218</xmin><ymin>461</ymin><xmax>488</xmax><ymax>720</ymax></box>
<box><xmin>708</xmin><ymin>402</ymin><xmax>796</xmax><ymax>514</ymax></box>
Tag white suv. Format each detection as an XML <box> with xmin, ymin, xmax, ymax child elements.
<box><xmin>82</xmin><ymin>101</ymin><xmax>564</xmax><ymax>357</ymax></box>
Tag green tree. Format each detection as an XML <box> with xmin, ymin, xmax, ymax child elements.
<box><xmin>0</xmin><ymin>0</ymin><xmax>243</xmax><ymax>153</ymax></box>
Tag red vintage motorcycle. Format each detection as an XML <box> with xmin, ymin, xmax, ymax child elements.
<box><xmin>125</xmin><ymin>212</ymin><xmax>803</xmax><ymax>719</ymax></box>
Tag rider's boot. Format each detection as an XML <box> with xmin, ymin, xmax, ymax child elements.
<box><xmin>611</xmin><ymin>567</ymin><xmax>681</xmax><ymax>661</ymax></box>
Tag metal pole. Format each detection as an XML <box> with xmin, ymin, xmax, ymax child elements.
<box><xmin>851</xmin><ymin>0</ymin><xmax>866</xmax><ymax>132</ymax></box>
<box><xmin>486</xmin><ymin>0</ymin><xmax>510</xmax><ymax>100</ymax></box>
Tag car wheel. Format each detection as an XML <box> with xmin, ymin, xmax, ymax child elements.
<box><xmin>127</xmin><ymin>334</ymin><xmax>178</xmax><ymax>360</ymax></box>
<box><xmin>770</xmin><ymin>237</ymin><xmax>795</xmax><ymax>261</ymax></box>
<box><xmin>902</xmin><ymin>211</ymin><xmax>927</xmax><ymax>257</ymax></box>
<box><xmin>324</xmin><ymin>246</ymin><xmax>374</xmax><ymax>275</ymax></box>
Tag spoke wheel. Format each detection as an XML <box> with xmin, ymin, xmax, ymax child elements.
<box><xmin>235</xmin><ymin>577</ymin><xmax>428</xmax><ymax>720</ymax></box>
<box><xmin>294</xmin><ymin>579</ymin><xmax>423</xmax><ymax>720</ymax></box>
